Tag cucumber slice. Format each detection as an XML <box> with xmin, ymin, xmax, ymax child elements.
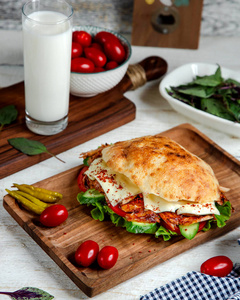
<box><xmin>77</xmin><ymin>189</ymin><xmax>105</xmax><ymax>205</ymax></box>
<box><xmin>125</xmin><ymin>221</ymin><xmax>158</xmax><ymax>234</ymax></box>
<box><xmin>82</xmin><ymin>189</ymin><xmax>105</xmax><ymax>200</ymax></box>
<box><xmin>179</xmin><ymin>222</ymin><xmax>199</xmax><ymax>240</ymax></box>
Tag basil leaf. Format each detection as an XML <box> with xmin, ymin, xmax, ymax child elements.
<box><xmin>193</xmin><ymin>66</ymin><xmax>223</xmax><ymax>87</ymax></box>
<box><xmin>8</xmin><ymin>137</ymin><xmax>65</xmax><ymax>163</ymax></box>
<box><xmin>176</xmin><ymin>86</ymin><xmax>215</xmax><ymax>98</ymax></box>
<box><xmin>0</xmin><ymin>287</ymin><xmax>54</xmax><ymax>299</ymax></box>
<box><xmin>0</xmin><ymin>105</ymin><xmax>18</xmax><ymax>130</ymax></box>
<box><xmin>200</xmin><ymin>98</ymin><xmax>236</xmax><ymax>121</ymax></box>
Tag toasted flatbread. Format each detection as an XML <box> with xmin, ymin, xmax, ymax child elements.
<box><xmin>101</xmin><ymin>135</ymin><xmax>221</xmax><ymax>203</ymax></box>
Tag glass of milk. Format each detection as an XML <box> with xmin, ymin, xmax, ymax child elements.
<box><xmin>22</xmin><ymin>0</ymin><xmax>73</xmax><ymax>135</ymax></box>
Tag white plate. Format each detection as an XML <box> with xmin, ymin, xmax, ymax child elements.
<box><xmin>159</xmin><ymin>63</ymin><xmax>240</xmax><ymax>137</ymax></box>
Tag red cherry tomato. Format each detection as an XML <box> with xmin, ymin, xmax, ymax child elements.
<box><xmin>77</xmin><ymin>166</ymin><xmax>89</xmax><ymax>192</ymax></box>
<box><xmin>72</xmin><ymin>31</ymin><xmax>92</xmax><ymax>47</ymax></box>
<box><xmin>109</xmin><ymin>203</ymin><xmax>126</xmax><ymax>217</ymax></box>
<box><xmin>95</xmin><ymin>31</ymin><xmax>119</xmax><ymax>45</ymax></box>
<box><xmin>91</xmin><ymin>42</ymin><xmax>103</xmax><ymax>51</ymax></box>
<box><xmin>106</xmin><ymin>61</ymin><xmax>119</xmax><ymax>70</ymax></box>
<box><xmin>75</xmin><ymin>240</ymin><xmax>99</xmax><ymax>267</ymax></box>
<box><xmin>84</xmin><ymin>47</ymin><xmax>107</xmax><ymax>68</ymax></box>
<box><xmin>200</xmin><ymin>256</ymin><xmax>233</xmax><ymax>277</ymax></box>
<box><xmin>71</xmin><ymin>57</ymin><xmax>95</xmax><ymax>73</ymax></box>
<box><xmin>94</xmin><ymin>67</ymin><xmax>105</xmax><ymax>73</ymax></box>
<box><xmin>103</xmin><ymin>39</ymin><xmax>126</xmax><ymax>63</ymax></box>
<box><xmin>40</xmin><ymin>204</ymin><xmax>68</xmax><ymax>227</ymax></box>
<box><xmin>198</xmin><ymin>221</ymin><xmax>207</xmax><ymax>232</ymax></box>
<box><xmin>97</xmin><ymin>246</ymin><xmax>119</xmax><ymax>269</ymax></box>
<box><xmin>71</xmin><ymin>42</ymin><xmax>83</xmax><ymax>58</ymax></box>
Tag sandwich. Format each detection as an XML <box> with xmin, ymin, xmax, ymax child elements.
<box><xmin>77</xmin><ymin>135</ymin><xmax>232</xmax><ymax>240</ymax></box>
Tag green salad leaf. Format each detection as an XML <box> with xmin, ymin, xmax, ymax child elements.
<box><xmin>166</xmin><ymin>65</ymin><xmax>240</xmax><ymax>123</ymax></box>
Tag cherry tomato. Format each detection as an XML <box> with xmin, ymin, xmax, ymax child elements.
<box><xmin>77</xmin><ymin>166</ymin><xmax>89</xmax><ymax>192</ymax></box>
<box><xmin>109</xmin><ymin>203</ymin><xmax>126</xmax><ymax>217</ymax></box>
<box><xmin>198</xmin><ymin>221</ymin><xmax>207</xmax><ymax>232</ymax></box>
<box><xmin>200</xmin><ymin>256</ymin><xmax>233</xmax><ymax>277</ymax></box>
<box><xmin>71</xmin><ymin>57</ymin><xmax>95</xmax><ymax>73</ymax></box>
<box><xmin>95</xmin><ymin>31</ymin><xmax>119</xmax><ymax>45</ymax></box>
<box><xmin>91</xmin><ymin>42</ymin><xmax>103</xmax><ymax>51</ymax></box>
<box><xmin>75</xmin><ymin>240</ymin><xmax>99</xmax><ymax>267</ymax></box>
<box><xmin>71</xmin><ymin>42</ymin><xmax>83</xmax><ymax>58</ymax></box>
<box><xmin>106</xmin><ymin>61</ymin><xmax>119</xmax><ymax>70</ymax></box>
<box><xmin>94</xmin><ymin>67</ymin><xmax>105</xmax><ymax>73</ymax></box>
<box><xmin>84</xmin><ymin>47</ymin><xmax>107</xmax><ymax>68</ymax></box>
<box><xmin>103</xmin><ymin>39</ymin><xmax>126</xmax><ymax>63</ymax></box>
<box><xmin>97</xmin><ymin>246</ymin><xmax>119</xmax><ymax>269</ymax></box>
<box><xmin>40</xmin><ymin>204</ymin><xmax>68</xmax><ymax>227</ymax></box>
<box><xmin>72</xmin><ymin>31</ymin><xmax>92</xmax><ymax>47</ymax></box>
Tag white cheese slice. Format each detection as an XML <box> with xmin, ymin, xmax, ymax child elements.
<box><xmin>177</xmin><ymin>202</ymin><xmax>220</xmax><ymax>215</ymax></box>
<box><xmin>143</xmin><ymin>193</ymin><xmax>220</xmax><ymax>215</ymax></box>
<box><xmin>144</xmin><ymin>193</ymin><xmax>185</xmax><ymax>213</ymax></box>
<box><xmin>85</xmin><ymin>157</ymin><xmax>141</xmax><ymax>206</ymax></box>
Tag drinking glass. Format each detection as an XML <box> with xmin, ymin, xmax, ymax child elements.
<box><xmin>22</xmin><ymin>0</ymin><xmax>73</xmax><ymax>135</ymax></box>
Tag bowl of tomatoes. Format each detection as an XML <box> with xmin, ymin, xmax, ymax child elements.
<box><xmin>70</xmin><ymin>25</ymin><xmax>132</xmax><ymax>97</ymax></box>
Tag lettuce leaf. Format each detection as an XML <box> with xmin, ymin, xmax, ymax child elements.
<box><xmin>203</xmin><ymin>201</ymin><xmax>232</xmax><ymax>231</ymax></box>
<box><xmin>214</xmin><ymin>200</ymin><xmax>232</xmax><ymax>227</ymax></box>
<box><xmin>155</xmin><ymin>226</ymin><xmax>178</xmax><ymax>241</ymax></box>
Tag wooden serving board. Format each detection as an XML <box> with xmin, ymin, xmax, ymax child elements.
<box><xmin>0</xmin><ymin>56</ymin><xmax>168</xmax><ymax>179</ymax></box>
<box><xmin>3</xmin><ymin>123</ymin><xmax>240</xmax><ymax>297</ymax></box>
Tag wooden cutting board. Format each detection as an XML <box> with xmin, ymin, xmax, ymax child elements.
<box><xmin>0</xmin><ymin>56</ymin><xmax>168</xmax><ymax>179</ymax></box>
<box><xmin>3</xmin><ymin>123</ymin><xmax>240</xmax><ymax>297</ymax></box>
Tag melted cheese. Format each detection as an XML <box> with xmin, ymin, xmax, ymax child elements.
<box><xmin>85</xmin><ymin>158</ymin><xmax>220</xmax><ymax>215</ymax></box>
<box><xmin>85</xmin><ymin>158</ymin><xmax>141</xmax><ymax>206</ymax></box>
<box><xmin>143</xmin><ymin>193</ymin><xmax>220</xmax><ymax>215</ymax></box>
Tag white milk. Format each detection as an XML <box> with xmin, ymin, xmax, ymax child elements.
<box><xmin>23</xmin><ymin>11</ymin><xmax>72</xmax><ymax>122</ymax></box>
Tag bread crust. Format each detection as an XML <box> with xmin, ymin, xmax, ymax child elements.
<box><xmin>102</xmin><ymin>135</ymin><xmax>220</xmax><ymax>203</ymax></box>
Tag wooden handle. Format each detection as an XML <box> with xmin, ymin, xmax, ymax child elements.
<box><xmin>120</xmin><ymin>56</ymin><xmax>168</xmax><ymax>93</ymax></box>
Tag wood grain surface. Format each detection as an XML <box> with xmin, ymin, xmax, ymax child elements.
<box><xmin>132</xmin><ymin>0</ymin><xmax>203</xmax><ymax>49</ymax></box>
<box><xmin>3</xmin><ymin>123</ymin><xmax>240</xmax><ymax>297</ymax></box>
<box><xmin>0</xmin><ymin>56</ymin><xmax>167</xmax><ymax>179</ymax></box>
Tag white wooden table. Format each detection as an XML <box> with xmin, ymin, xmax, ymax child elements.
<box><xmin>1</xmin><ymin>31</ymin><xmax>240</xmax><ymax>299</ymax></box>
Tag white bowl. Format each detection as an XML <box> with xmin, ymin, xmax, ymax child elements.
<box><xmin>159</xmin><ymin>63</ymin><xmax>240</xmax><ymax>137</ymax></box>
<box><xmin>70</xmin><ymin>25</ymin><xmax>132</xmax><ymax>97</ymax></box>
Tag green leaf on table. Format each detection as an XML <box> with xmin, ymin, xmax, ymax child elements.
<box><xmin>8</xmin><ymin>137</ymin><xmax>65</xmax><ymax>163</ymax></box>
<box><xmin>0</xmin><ymin>286</ymin><xmax>54</xmax><ymax>299</ymax></box>
<box><xmin>0</xmin><ymin>105</ymin><xmax>18</xmax><ymax>131</ymax></box>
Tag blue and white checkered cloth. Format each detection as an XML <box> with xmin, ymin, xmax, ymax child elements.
<box><xmin>140</xmin><ymin>264</ymin><xmax>240</xmax><ymax>300</ymax></box>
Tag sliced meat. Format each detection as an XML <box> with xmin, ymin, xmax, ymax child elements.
<box><xmin>159</xmin><ymin>211</ymin><xmax>213</xmax><ymax>227</ymax></box>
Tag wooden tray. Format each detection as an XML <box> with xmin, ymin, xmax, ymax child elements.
<box><xmin>0</xmin><ymin>56</ymin><xmax>168</xmax><ymax>179</ymax></box>
<box><xmin>3</xmin><ymin>123</ymin><xmax>240</xmax><ymax>297</ymax></box>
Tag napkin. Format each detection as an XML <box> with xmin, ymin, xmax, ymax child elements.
<box><xmin>140</xmin><ymin>263</ymin><xmax>240</xmax><ymax>300</ymax></box>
